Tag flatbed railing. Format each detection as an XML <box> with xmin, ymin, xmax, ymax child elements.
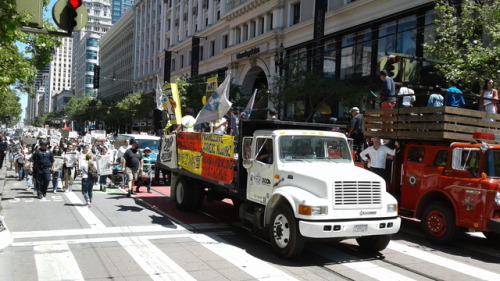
<box><xmin>364</xmin><ymin>106</ymin><xmax>500</xmax><ymax>142</ymax></box>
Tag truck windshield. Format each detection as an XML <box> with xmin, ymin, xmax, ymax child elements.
<box><xmin>279</xmin><ymin>136</ymin><xmax>351</xmax><ymax>162</ymax></box>
<box><xmin>484</xmin><ymin>149</ymin><xmax>500</xmax><ymax>178</ymax></box>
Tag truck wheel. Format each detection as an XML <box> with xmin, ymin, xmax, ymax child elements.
<box><xmin>356</xmin><ymin>235</ymin><xmax>391</xmax><ymax>252</ymax></box>
<box><xmin>422</xmin><ymin>202</ymin><xmax>456</xmax><ymax>244</ymax></box>
<box><xmin>269</xmin><ymin>205</ymin><xmax>304</xmax><ymax>259</ymax></box>
<box><xmin>175</xmin><ymin>178</ymin><xmax>194</xmax><ymax>211</ymax></box>
<box><xmin>482</xmin><ymin>231</ymin><xmax>500</xmax><ymax>241</ymax></box>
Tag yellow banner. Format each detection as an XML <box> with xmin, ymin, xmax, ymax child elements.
<box><xmin>201</xmin><ymin>134</ymin><xmax>234</xmax><ymax>158</ymax></box>
<box><xmin>163</xmin><ymin>83</ymin><xmax>182</xmax><ymax>125</ymax></box>
<box><xmin>177</xmin><ymin>149</ymin><xmax>202</xmax><ymax>175</ymax></box>
<box><xmin>206</xmin><ymin>76</ymin><xmax>218</xmax><ymax>95</ymax></box>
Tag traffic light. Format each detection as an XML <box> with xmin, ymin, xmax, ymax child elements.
<box><xmin>52</xmin><ymin>0</ymin><xmax>88</xmax><ymax>33</ymax></box>
<box><xmin>387</xmin><ymin>55</ymin><xmax>400</xmax><ymax>78</ymax></box>
<box><xmin>93</xmin><ymin>65</ymin><xmax>100</xmax><ymax>89</ymax></box>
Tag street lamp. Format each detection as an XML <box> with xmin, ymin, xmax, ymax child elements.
<box><xmin>274</xmin><ymin>43</ymin><xmax>285</xmax><ymax>76</ymax></box>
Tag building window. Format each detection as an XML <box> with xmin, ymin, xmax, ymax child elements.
<box><xmin>292</xmin><ymin>2</ymin><xmax>300</xmax><ymax>25</ymax></box>
<box><xmin>340</xmin><ymin>28</ymin><xmax>372</xmax><ymax>79</ymax></box>
<box><xmin>269</xmin><ymin>13</ymin><xmax>273</xmax><ymax>30</ymax></box>
<box><xmin>180</xmin><ymin>55</ymin><xmax>184</xmax><ymax>68</ymax></box>
<box><xmin>210</xmin><ymin>41</ymin><xmax>215</xmax><ymax>57</ymax></box>
<box><xmin>222</xmin><ymin>34</ymin><xmax>228</xmax><ymax>49</ymax></box>
<box><xmin>260</xmin><ymin>17</ymin><xmax>265</xmax><ymax>34</ymax></box>
<box><xmin>377</xmin><ymin>15</ymin><xmax>417</xmax><ymax>59</ymax></box>
<box><xmin>200</xmin><ymin>46</ymin><xmax>204</xmax><ymax>60</ymax></box>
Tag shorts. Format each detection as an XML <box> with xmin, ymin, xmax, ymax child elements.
<box><xmin>125</xmin><ymin>167</ymin><xmax>139</xmax><ymax>182</ymax></box>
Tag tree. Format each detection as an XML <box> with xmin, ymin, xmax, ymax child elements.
<box><xmin>0</xmin><ymin>0</ymin><xmax>61</xmax><ymax>121</ymax></box>
<box><xmin>0</xmin><ymin>88</ymin><xmax>22</xmax><ymax>125</ymax></box>
<box><xmin>424</xmin><ymin>0</ymin><xmax>499</xmax><ymax>90</ymax></box>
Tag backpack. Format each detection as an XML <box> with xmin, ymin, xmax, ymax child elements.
<box><xmin>89</xmin><ymin>165</ymin><xmax>98</xmax><ymax>179</ymax></box>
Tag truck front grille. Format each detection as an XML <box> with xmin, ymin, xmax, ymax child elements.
<box><xmin>334</xmin><ymin>181</ymin><xmax>382</xmax><ymax>207</ymax></box>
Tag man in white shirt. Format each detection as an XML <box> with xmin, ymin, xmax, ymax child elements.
<box><xmin>115</xmin><ymin>139</ymin><xmax>130</xmax><ymax>163</ymax></box>
<box><xmin>359</xmin><ymin>137</ymin><xmax>397</xmax><ymax>181</ymax></box>
<box><xmin>176</xmin><ymin>108</ymin><xmax>196</xmax><ymax>132</ymax></box>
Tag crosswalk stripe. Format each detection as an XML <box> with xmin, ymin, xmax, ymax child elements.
<box><xmin>34</xmin><ymin>242</ymin><xmax>84</xmax><ymax>281</ymax></box>
<box><xmin>343</xmin><ymin>261</ymin><xmax>416</xmax><ymax>281</ymax></box>
<box><xmin>189</xmin><ymin>234</ymin><xmax>300</xmax><ymax>281</ymax></box>
<box><xmin>65</xmin><ymin>192</ymin><xmax>106</xmax><ymax>228</ymax></box>
<box><xmin>388</xmin><ymin>241</ymin><xmax>500</xmax><ymax>281</ymax></box>
<box><xmin>118</xmin><ymin>236</ymin><xmax>196</xmax><ymax>281</ymax></box>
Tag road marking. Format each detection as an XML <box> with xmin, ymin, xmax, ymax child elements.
<box><xmin>119</xmin><ymin>236</ymin><xmax>196</xmax><ymax>281</ymax></box>
<box><xmin>388</xmin><ymin>241</ymin><xmax>500</xmax><ymax>281</ymax></box>
<box><xmin>34</xmin><ymin>242</ymin><xmax>84</xmax><ymax>281</ymax></box>
<box><xmin>65</xmin><ymin>192</ymin><xmax>106</xmax><ymax>229</ymax></box>
<box><xmin>343</xmin><ymin>261</ymin><xmax>416</xmax><ymax>281</ymax></box>
<box><xmin>190</xmin><ymin>233</ymin><xmax>300</xmax><ymax>281</ymax></box>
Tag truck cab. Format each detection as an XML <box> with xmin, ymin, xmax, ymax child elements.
<box><xmin>241</xmin><ymin>128</ymin><xmax>401</xmax><ymax>258</ymax></box>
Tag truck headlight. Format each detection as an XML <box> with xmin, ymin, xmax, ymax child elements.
<box><xmin>298</xmin><ymin>205</ymin><xmax>326</xmax><ymax>215</ymax></box>
<box><xmin>495</xmin><ymin>191</ymin><xmax>500</xmax><ymax>205</ymax></box>
<box><xmin>387</xmin><ymin>204</ymin><xmax>398</xmax><ymax>213</ymax></box>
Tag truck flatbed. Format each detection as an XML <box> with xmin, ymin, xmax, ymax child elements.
<box><xmin>364</xmin><ymin>106</ymin><xmax>500</xmax><ymax>142</ymax></box>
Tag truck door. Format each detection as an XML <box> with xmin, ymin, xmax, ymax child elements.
<box><xmin>247</xmin><ymin>137</ymin><xmax>276</xmax><ymax>205</ymax></box>
<box><xmin>400</xmin><ymin>146</ymin><xmax>426</xmax><ymax>210</ymax></box>
<box><xmin>442</xmin><ymin>148</ymin><xmax>483</xmax><ymax>227</ymax></box>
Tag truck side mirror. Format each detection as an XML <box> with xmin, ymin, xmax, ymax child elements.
<box><xmin>242</xmin><ymin>159</ymin><xmax>253</xmax><ymax>169</ymax></box>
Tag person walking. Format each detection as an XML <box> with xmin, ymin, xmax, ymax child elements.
<box><xmin>81</xmin><ymin>154</ymin><xmax>98</xmax><ymax>205</ymax></box>
<box><xmin>0</xmin><ymin>136</ymin><xmax>7</xmax><ymax>170</ymax></box>
<box><xmin>96</xmin><ymin>147</ymin><xmax>111</xmax><ymax>191</ymax></box>
<box><xmin>347</xmin><ymin>107</ymin><xmax>365</xmax><ymax>160</ymax></box>
<box><xmin>51</xmin><ymin>146</ymin><xmax>63</xmax><ymax>193</ymax></box>
<box><xmin>121</xmin><ymin>139</ymin><xmax>142</xmax><ymax>197</ymax></box>
<box><xmin>63</xmin><ymin>144</ymin><xmax>78</xmax><ymax>192</ymax></box>
<box><xmin>359</xmin><ymin>137</ymin><xmax>397</xmax><ymax>181</ymax></box>
<box><xmin>445</xmin><ymin>79</ymin><xmax>465</xmax><ymax>107</ymax></box>
<box><xmin>23</xmin><ymin>146</ymin><xmax>34</xmax><ymax>191</ymax></box>
<box><xmin>136</xmin><ymin>147</ymin><xmax>153</xmax><ymax>193</ymax></box>
<box><xmin>479</xmin><ymin>78</ymin><xmax>498</xmax><ymax>121</ymax></box>
<box><xmin>30</xmin><ymin>141</ymin><xmax>55</xmax><ymax>199</ymax></box>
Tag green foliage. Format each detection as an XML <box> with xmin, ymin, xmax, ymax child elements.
<box><xmin>0</xmin><ymin>88</ymin><xmax>22</xmax><ymax>125</ymax></box>
<box><xmin>0</xmin><ymin>0</ymin><xmax>61</xmax><ymax>122</ymax></box>
<box><xmin>424</xmin><ymin>0</ymin><xmax>500</xmax><ymax>90</ymax></box>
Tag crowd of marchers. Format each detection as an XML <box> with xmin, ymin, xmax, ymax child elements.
<box><xmin>0</xmin><ymin>130</ymin><xmax>154</xmax><ymax>204</ymax></box>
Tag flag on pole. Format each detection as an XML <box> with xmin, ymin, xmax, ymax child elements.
<box><xmin>155</xmin><ymin>77</ymin><xmax>164</xmax><ymax>111</ymax></box>
<box><xmin>194</xmin><ymin>75</ymin><xmax>232</xmax><ymax>125</ymax></box>
<box><xmin>244</xmin><ymin>89</ymin><xmax>257</xmax><ymax>118</ymax></box>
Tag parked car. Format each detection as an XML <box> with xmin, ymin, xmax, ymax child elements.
<box><xmin>114</xmin><ymin>134</ymin><xmax>161</xmax><ymax>164</ymax></box>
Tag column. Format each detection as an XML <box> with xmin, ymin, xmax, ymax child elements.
<box><xmin>208</xmin><ymin>0</ymin><xmax>215</xmax><ymax>25</ymax></box>
<box><xmin>197</xmin><ymin>0</ymin><xmax>203</xmax><ymax>31</ymax></box>
<box><xmin>220</xmin><ymin>0</ymin><xmax>227</xmax><ymax>16</ymax></box>
<box><xmin>170</xmin><ymin>0</ymin><xmax>177</xmax><ymax>46</ymax></box>
<box><xmin>256</xmin><ymin>16</ymin><xmax>261</xmax><ymax>36</ymax></box>
<box><xmin>187</xmin><ymin>0</ymin><xmax>194</xmax><ymax>36</ymax></box>
<box><xmin>179</xmin><ymin>2</ymin><xmax>185</xmax><ymax>41</ymax></box>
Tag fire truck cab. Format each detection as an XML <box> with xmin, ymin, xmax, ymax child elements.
<box><xmin>364</xmin><ymin>106</ymin><xmax>500</xmax><ymax>244</ymax></box>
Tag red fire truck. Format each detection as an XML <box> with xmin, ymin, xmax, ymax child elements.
<box><xmin>363</xmin><ymin>106</ymin><xmax>500</xmax><ymax>244</ymax></box>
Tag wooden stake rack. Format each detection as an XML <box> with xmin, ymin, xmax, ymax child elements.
<box><xmin>364</xmin><ymin>106</ymin><xmax>500</xmax><ymax>142</ymax></box>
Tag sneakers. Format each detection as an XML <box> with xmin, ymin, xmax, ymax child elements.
<box><xmin>147</xmin><ymin>190</ymin><xmax>152</xmax><ymax>193</ymax></box>
<box><xmin>25</xmin><ymin>186</ymin><xmax>32</xmax><ymax>191</ymax></box>
<box><xmin>53</xmin><ymin>189</ymin><xmax>57</xmax><ymax>193</ymax></box>
<box><xmin>37</xmin><ymin>194</ymin><xmax>43</xmax><ymax>199</ymax></box>
<box><xmin>86</xmin><ymin>200</ymin><xmax>90</xmax><ymax>205</ymax></box>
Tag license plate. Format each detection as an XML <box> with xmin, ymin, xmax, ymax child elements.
<box><xmin>354</xmin><ymin>225</ymin><xmax>367</xmax><ymax>232</ymax></box>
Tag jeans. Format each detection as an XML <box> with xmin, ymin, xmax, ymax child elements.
<box><xmin>52</xmin><ymin>171</ymin><xmax>61</xmax><ymax>191</ymax></box>
<box><xmin>18</xmin><ymin>166</ymin><xmax>25</xmax><ymax>180</ymax></box>
<box><xmin>81</xmin><ymin>177</ymin><xmax>95</xmax><ymax>202</ymax></box>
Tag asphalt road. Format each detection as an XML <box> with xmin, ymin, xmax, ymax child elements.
<box><xmin>1</xmin><ymin>165</ymin><xmax>499</xmax><ymax>281</ymax></box>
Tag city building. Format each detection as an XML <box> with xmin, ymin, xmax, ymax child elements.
<box><xmin>49</xmin><ymin>36</ymin><xmax>73</xmax><ymax>111</ymax></box>
<box><xmin>111</xmin><ymin>0</ymin><xmax>135</xmax><ymax>24</ymax></box>
<box><xmin>72</xmin><ymin>0</ymin><xmax>112</xmax><ymax>98</ymax></box>
<box><xmin>99</xmin><ymin>8</ymin><xmax>134</xmax><ymax>100</ymax></box>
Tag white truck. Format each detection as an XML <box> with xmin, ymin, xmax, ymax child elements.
<box><xmin>157</xmin><ymin>120</ymin><xmax>401</xmax><ymax>258</ymax></box>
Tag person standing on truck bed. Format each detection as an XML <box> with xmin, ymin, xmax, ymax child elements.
<box><xmin>121</xmin><ymin>139</ymin><xmax>143</xmax><ymax>197</ymax></box>
<box><xmin>359</xmin><ymin>137</ymin><xmax>396</xmax><ymax>181</ymax></box>
<box><xmin>176</xmin><ymin>108</ymin><xmax>196</xmax><ymax>132</ymax></box>
<box><xmin>227</xmin><ymin>108</ymin><xmax>239</xmax><ymax>136</ymax></box>
<box><xmin>479</xmin><ymin>78</ymin><xmax>498</xmax><ymax>121</ymax></box>
<box><xmin>445</xmin><ymin>79</ymin><xmax>465</xmax><ymax>107</ymax></box>
<box><xmin>379</xmin><ymin>70</ymin><xmax>396</xmax><ymax>109</ymax></box>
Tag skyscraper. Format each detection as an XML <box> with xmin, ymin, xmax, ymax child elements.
<box><xmin>111</xmin><ymin>0</ymin><xmax>135</xmax><ymax>24</ymax></box>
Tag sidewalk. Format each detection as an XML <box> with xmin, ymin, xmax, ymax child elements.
<box><xmin>0</xmin><ymin>164</ymin><xmax>14</xmax><ymax>250</ymax></box>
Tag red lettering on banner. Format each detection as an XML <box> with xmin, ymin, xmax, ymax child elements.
<box><xmin>201</xmin><ymin>153</ymin><xmax>235</xmax><ymax>183</ymax></box>
<box><xmin>177</xmin><ymin>132</ymin><xmax>202</xmax><ymax>151</ymax></box>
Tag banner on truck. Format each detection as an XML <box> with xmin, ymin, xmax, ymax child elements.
<box><xmin>163</xmin><ymin>83</ymin><xmax>182</xmax><ymax>126</ymax></box>
<box><xmin>159</xmin><ymin>135</ymin><xmax>177</xmax><ymax>169</ymax></box>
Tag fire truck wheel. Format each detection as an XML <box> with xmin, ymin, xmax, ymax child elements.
<box><xmin>422</xmin><ymin>202</ymin><xmax>456</xmax><ymax>244</ymax></box>
<box><xmin>175</xmin><ymin>178</ymin><xmax>195</xmax><ymax>211</ymax></box>
<box><xmin>269</xmin><ymin>205</ymin><xmax>304</xmax><ymax>259</ymax></box>
<box><xmin>356</xmin><ymin>235</ymin><xmax>391</xmax><ymax>252</ymax></box>
<box><xmin>482</xmin><ymin>231</ymin><xmax>500</xmax><ymax>241</ymax></box>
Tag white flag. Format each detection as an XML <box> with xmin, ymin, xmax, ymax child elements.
<box><xmin>155</xmin><ymin>77</ymin><xmax>164</xmax><ymax>111</ymax></box>
<box><xmin>244</xmin><ymin>89</ymin><xmax>257</xmax><ymax>118</ymax></box>
<box><xmin>194</xmin><ymin>76</ymin><xmax>232</xmax><ymax>125</ymax></box>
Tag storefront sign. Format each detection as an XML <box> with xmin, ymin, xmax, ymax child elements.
<box><xmin>236</xmin><ymin>47</ymin><xmax>260</xmax><ymax>59</ymax></box>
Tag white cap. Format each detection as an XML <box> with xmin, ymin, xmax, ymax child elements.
<box><xmin>350</xmin><ymin>107</ymin><xmax>360</xmax><ymax>112</ymax></box>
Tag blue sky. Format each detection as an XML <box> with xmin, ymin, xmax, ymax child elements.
<box><xmin>18</xmin><ymin>1</ymin><xmax>56</xmax><ymax>122</ymax></box>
